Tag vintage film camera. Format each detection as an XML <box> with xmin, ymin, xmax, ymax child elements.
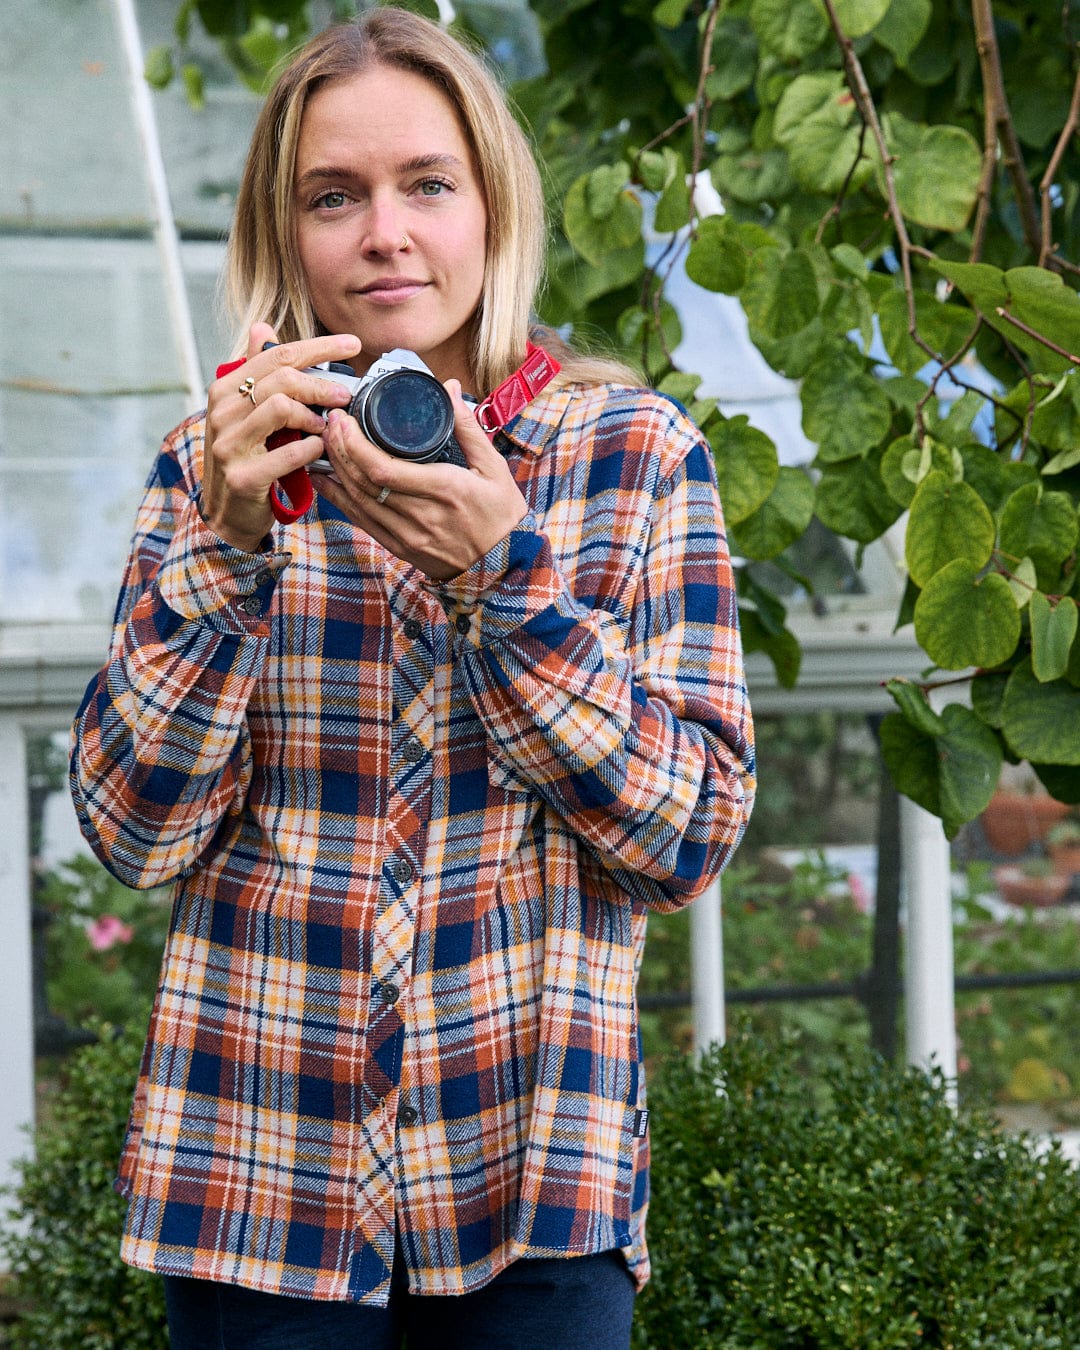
<box><xmin>296</xmin><ymin>347</ymin><xmax>472</xmax><ymax>471</ymax></box>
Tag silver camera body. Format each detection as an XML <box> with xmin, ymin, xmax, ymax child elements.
<box><xmin>303</xmin><ymin>348</ymin><xmax>470</xmax><ymax>472</ymax></box>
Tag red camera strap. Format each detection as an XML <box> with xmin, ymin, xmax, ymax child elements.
<box><xmin>474</xmin><ymin>342</ymin><xmax>561</xmax><ymax>436</ymax></box>
<box><xmin>213</xmin><ymin>342</ymin><xmax>560</xmax><ymax>525</ymax></box>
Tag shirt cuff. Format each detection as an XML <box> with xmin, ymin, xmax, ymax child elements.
<box><xmin>154</xmin><ymin>497</ymin><xmax>291</xmax><ymax>635</ymax></box>
<box><xmin>429</xmin><ymin>512</ymin><xmax>563</xmax><ymax>648</ymax></box>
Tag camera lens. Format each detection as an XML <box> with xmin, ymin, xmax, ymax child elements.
<box><xmin>357</xmin><ymin>370</ymin><xmax>454</xmax><ymax>462</ymax></box>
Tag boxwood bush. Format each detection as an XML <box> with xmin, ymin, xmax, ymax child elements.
<box><xmin>7</xmin><ymin>1017</ymin><xmax>1080</xmax><ymax>1347</ymax></box>
<box><xmin>634</xmin><ymin>1023</ymin><xmax>1080</xmax><ymax>1349</ymax></box>
<box><xmin>0</xmin><ymin>1017</ymin><xmax>166</xmax><ymax>1350</ymax></box>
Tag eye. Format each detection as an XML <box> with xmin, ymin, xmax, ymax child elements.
<box><xmin>313</xmin><ymin>189</ymin><xmax>348</xmax><ymax>210</ymax></box>
<box><xmin>418</xmin><ymin>178</ymin><xmax>452</xmax><ymax>198</ymax></box>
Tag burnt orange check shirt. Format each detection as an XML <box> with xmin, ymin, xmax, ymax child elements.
<box><xmin>70</xmin><ymin>379</ymin><xmax>755</xmax><ymax>1304</ymax></box>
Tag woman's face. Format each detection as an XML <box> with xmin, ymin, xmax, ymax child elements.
<box><xmin>294</xmin><ymin>64</ymin><xmax>488</xmax><ymax>388</ymax></box>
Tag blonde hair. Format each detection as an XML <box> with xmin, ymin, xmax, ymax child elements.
<box><xmin>226</xmin><ymin>7</ymin><xmax>638</xmax><ymax>394</ymax></box>
<box><xmin>228</xmin><ymin>9</ymin><xmax>535</xmax><ymax>393</ymax></box>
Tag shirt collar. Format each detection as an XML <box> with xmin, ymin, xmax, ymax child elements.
<box><xmin>496</xmin><ymin>385</ymin><xmax>577</xmax><ymax>457</ymax></box>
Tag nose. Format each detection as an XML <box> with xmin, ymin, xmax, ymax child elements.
<box><xmin>362</xmin><ymin>196</ymin><xmax>409</xmax><ymax>258</ymax></box>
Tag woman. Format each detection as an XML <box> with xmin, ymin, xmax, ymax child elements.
<box><xmin>69</xmin><ymin>9</ymin><xmax>755</xmax><ymax>1347</ymax></box>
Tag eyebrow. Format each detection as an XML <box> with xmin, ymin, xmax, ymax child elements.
<box><xmin>295</xmin><ymin>153</ymin><xmax>469</xmax><ymax>193</ymax></box>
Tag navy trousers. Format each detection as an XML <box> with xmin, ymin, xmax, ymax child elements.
<box><xmin>163</xmin><ymin>1248</ymin><xmax>635</xmax><ymax>1350</ymax></box>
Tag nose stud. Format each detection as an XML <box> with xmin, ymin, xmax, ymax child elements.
<box><xmin>400</xmin><ymin>234</ymin><xmax>410</xmax><ymax>251</ymax></box>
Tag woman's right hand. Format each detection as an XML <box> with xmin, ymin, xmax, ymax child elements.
<box><xmin>200</xmin><ymin>323</ymin><xmax>362</xmax><ymax>551</ymax></box>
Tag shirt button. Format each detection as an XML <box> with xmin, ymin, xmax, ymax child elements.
<box><xmin>397</xmin><ymin>1104</ymin><xmax>419</xmax><ymax>1127</ymax></box>
<box><xmin>238</xmin><ymin>595</ymin><xmax>262</xmax><ymax>615</ymax></box>
<box><xmin>391</xmin><ymin>858</ymin><xmax>413</xmax><ymax>884</ymax></box>
<box><xmin>253</xmin><ymin>567</ymin><xmax>274</xmax><ymax>587</ymax></box>
<box><xmin>378</xmin><ymin>981</ymin><xmax>400</xmax><ymax>1006</ymax></box>
<box><xmin>455</xmin><ymin>614</ymin><xmax>471</xmax><ymax>635</ymax></box>
<box><xmin>402</xmin><ymin>738</ymin><xmax>424</xmax><ymax>764</ymax></box>
<box><xmin>403</xmin><ymin>618</ymin><xmax>422</xmax><ymax>640</ymax></box>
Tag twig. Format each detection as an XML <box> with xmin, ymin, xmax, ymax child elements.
<box><xmin>995</xmin><ymin>307</ymin><xmax>1080</xmax><ymax>365</ymax></box>
<box><xmin>1039</xmin><ymin>67</ymin><xmax>1080</xmax><ymax>266</ymax></box>
<box><xmin>970</xmin><ymin>0</ymin><xmax>1043</xmax><ymax>260</ymax></box>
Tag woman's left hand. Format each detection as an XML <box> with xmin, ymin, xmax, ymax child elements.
<box><xmin>312</xmin><ymin>380</ymin><xmax>529</xmax><ymax>580</ymax></box>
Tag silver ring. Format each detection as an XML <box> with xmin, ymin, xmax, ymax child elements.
<box><xmin>375</xmin><ymin>485</ymin><xmax>392</xmax><ymax>505</ymax></box>
<box><xmin>239</xmin><ymin>375</ymin><xmax>258</xmax><ymax>406</ymax></box>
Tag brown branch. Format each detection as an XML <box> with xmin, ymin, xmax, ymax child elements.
<box><xmin>915</xmin><ymin>318</ymin><xmax>983</xmax><ymax>427</ymax></box>
<box><xmin>1039</xmin><ymin>67</ymin><xmax>1080</xmax><ymax>266</ymax></box>
<box><xmin>995</xmin><ymin>307</ymin><xmax>1080</xmax><ymax>364</ymax></box>
<box><xmin>970</xmin><ymin>0</ymin><xmax>1043</xmax><ymax>259</ymax></box>
<box><xmin>820</xmin><ymin>0</ymin><xmax>944</xmax><ymax>438</ymax></box>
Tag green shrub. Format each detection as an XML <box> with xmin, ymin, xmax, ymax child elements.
<box><xmin>39</xmin><ymin>856</ymin><xmax>172</xmax><ymax>1030</ymax></box>
<box><xmin>0</xmin><ymin>1018</ymin><xmax>167</xmax><ymax>1349</ymax></box>
<box><xmin>634</xmin><ymin>1024</ymin><xmax>1080</xmax><ymax>1349</ymax></box>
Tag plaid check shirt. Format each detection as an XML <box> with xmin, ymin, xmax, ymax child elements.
<box><xmin>70</xmin><ymin>379</ymin><xmax>755</xmax><ymax>1305</ymax></box>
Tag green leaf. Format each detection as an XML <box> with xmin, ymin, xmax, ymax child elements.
<box><xmin>880</xmin><ymin>703</ymin><xmax>1002</xmax><ymax>838</ymax></box>
<box><xmin>711</xmin><ymin>147</ymin><xmax>794</xmax><ymax>206</ymax></box>
<box><xmin>1003</xmin><ymin>266</ymin><xmax>1080</xmax><ymax>373</ymax></box>
<box><xmin>617</xmin><ymin>297</ymin><xmax>682</xmax><ymax>374</ymax></box>
<box><xmin>1003</xmin><ymin>659</ymin><xmax>1080</xmax><ymax>765</ymax></box>
<box><xmin>741</xmin><ymin>247</ymin><xmax>821</xmax><ymax>341</ymax></box>
<box><xmin>881</xmin><ymin>436</ymin><xmax>958</xmax><ymax>508</ymax></box>
<box><xmin>685</xmin><ymin>215</ymin><xmax>749</xmax><ymax>294</ymax></box>
<box><xmin>802</xmin><ymin>349</ymin><xmax>893</xmax><ymax>463</ymax></box>
<box><xmin>195</xmin><ymin>0</ymin><xmax>252</xmax><ymax>38</ymax></box>
<box><xmin>707</xmin><ymin>415</ymin><xmax>780</xmax><ymax>525</ymax></box>
<box><xmin>774</xmin><ymin>73</ymin><xmax>871</xmax><ymax>196</ymax></box>
<box><xmin>1030</xmin><ymin>593</ymin><xmax>1079</xmax><ymax>683</ymax></box>
<box><xmin>905</xmin><ymin>471</ymin><xmax>996</xmax><ymax>588</ymax></box>
<box><xmin>930</xmin><ymin>259</ymin><xmax>1009</xmax><ymax>316</ymax></box>
<box><xmin>814</xmin><ymin>454</ymin><xmax>904</xmax><ymax>543</ymax></box>
<box><xmin>143</xmin><ymin>44</ymin><xmax>175</xmax><ymax>89</ymax></box>
<box><xmin>1006</xmin><ymin>556</ymin><xmax>1038</xmax><ymax>610</ymax></box>
<box><xmin>181</xmin><ymin>62</ymin><xmax>205</xmax><ymax>110</ymax></box>
<box><xmin>586</xmin><ymin>162</ymin><xmax>632</xmax><ymax>220</ymax></box>
<box><xmin>936</xmin><ymin>704</ymin><xmax>1004</xmax><ymax>838</ymax></box>
<box><xmin>875</xmin><ymin>287</ymin><xmax>975</xmax><ymax>377</ymax></box>
<box><xmin>750</xmin><ymin>0</ymin><xmax>829</xmax><ymax>61</ymax></box>
<box><xmin>707</xmin><ymin>19</ymin><xmax>758</xmax><ymax>101</ymax></box>
<box><xmin>873</xmin><ymin>0</ymin><xmax>932</xmax><ymax>65</ymax></box>
<box><xmin>654</xmin><ymin>174</ymin><xmax>691</xmax><ymax>236</ymax></box>
<box><xmin>971</xmin><ymin>669</ymin><xmax>1009</xmax><ymax>728</ymax></box>
<box><xmin>883</xmin><ymin>115</ymin><xmax>981</xmax><ymax>231</ymax></box>
<box><xmin>1033</xmin><ymin>762</ymin><xmax>1080</xmax><ymax>804</ymax></box>
<box><xmin>738</xmin><ymin>609</ymin><xmax>802</xmax><ymax>688</ymax></box>
<box><xmin>879</xmin><ymin>713</ymin><xmax>941</xmax><ymax>817</ymax></box>
<box><xmin>999</xmin><ymin>482</ymin><xmax>1079</xmax><ymax>588</ymax></box>
<box><xmin>652</xmin><ymin>0</ymin><xmax>693</xmax><ymax>27</ymax></box>
<box><xmin>914</xmin><ymin>560</ymin><xmax>1021</xmax><ymax>670</ymax></box>
<box><xmin>885</xmin><ymin>678</ymin><xmax>943</xmax><ymax>736</ymax></box>
<box><xmin>828</xmin><ymin>0</ymin><xmax>891</xmax><ymax>39</ymax></box>
<box><xmin>564</xmin><ymin>169</ymin><xmax>642</xmax><ymax>267</ymax></box>
<box><xmin>731</xmin><ymin>467</ymin><xmax>816</xmax><ymax>560</ymax></box>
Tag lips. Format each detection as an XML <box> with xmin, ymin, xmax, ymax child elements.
<box><xmin>357</xmin><ymin>277</ymin><xmax>429</xmax><ymax>302</ymax></box>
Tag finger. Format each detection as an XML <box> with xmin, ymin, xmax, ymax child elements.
<box><xmin>446</xmin><ymin>380</ymin><xmax>503</xmax><ymax>472</ymax></box>
<box><xmin>246</xmin><ymin>321</ymin><xmax>279</xmax><ymax>361</ymax></box>
<box><xmin>255</xmin><ymin>332</ymin><xmax>362</xmax><ymax>379</ymax></box>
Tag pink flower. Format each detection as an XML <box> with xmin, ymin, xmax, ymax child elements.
<box><xmin>87</xmin><ymin>914</ymin><xmax>134</xmax><ymax>952</ymax></box>
<box><xmin>847</xmin><ymin>872</ymin><xmax>872</xmax><ymax>914</ymax></box>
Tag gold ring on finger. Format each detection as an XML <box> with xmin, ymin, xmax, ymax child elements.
<box><xmin>239</xmin><ymin>375</ymin><xmax>258</xmax><ymax>406</ymax></box>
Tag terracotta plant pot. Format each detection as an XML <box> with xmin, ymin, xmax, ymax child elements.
<box><xmin>1049</xmin><ymin>844</ymin><xmax>1080</xmax><ymax>878</ymax></box>
<box><xmin>994</xmin><ymin>865</ymin><xmax>1071</xmax><ymax>908</ymax></box>
<box><xmin>980</xmin><ymin>791</ymin><xmax>1071</xmax><ymax>856</ymax></box>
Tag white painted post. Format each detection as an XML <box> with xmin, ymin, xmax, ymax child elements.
<box><xmin>0</xmin><ymin>715</ymin><xmax>36</xmax><ymax>1208</ymax></box>
<box><xmin>691</xmin><ymin>877</ymin><xmax>726</xmax><ymax>1055</ymax></box>
<box><xmin>900</xmin><ymin>796</ymin><xmax>957</xmax><ymax>1102</ymax></box>
<box><xmin>114</xmin><ymin>0</ymin><xmax>204</xmax><ymax>407</ymax></box>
